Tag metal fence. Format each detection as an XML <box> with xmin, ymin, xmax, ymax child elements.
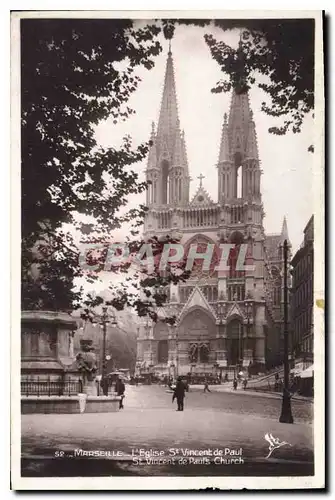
<box><xmin>246</xmin><ymin>380</ymin><xmax>283</xmax><ymax>393</ymax></box>
<box><xmin>246</xmin><ymin>379</ymin><xmax>313</xmax><ymax>397</ymax></box>
<box><xmin>21</xmin><ymin>377</ymin><xmax>82</xmax><ymax>396</ymax></box>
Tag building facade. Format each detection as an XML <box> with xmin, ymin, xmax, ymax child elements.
<box><xmin>290</xmin><ymin>216</ymin><xmax>314</xmax><ymax>367</ymax></box>
<box><xmin>136</xmin><ymin>47</ymin><xmax>289</xmax><ymax>378</ymax></box>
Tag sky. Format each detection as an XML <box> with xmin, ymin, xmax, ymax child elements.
<box><xmin>94</xmin><ymin>21</ymin><xmax>314</xmax><ymax>256</ymax></box>
<box><xmin>82</xmin><ymin>20</ymin><xmax>315</xmax><ymax>296</ymax></box>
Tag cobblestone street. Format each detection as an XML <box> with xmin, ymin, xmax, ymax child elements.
<box><xmin>22</xmin><ymin>385</ymin><xmax>314</xmax><ymax>477</ymax></box>
<box><xmin>124</xmin><ymin>384</ymin><xmax>313</xmax><ymax>423</ymax></box>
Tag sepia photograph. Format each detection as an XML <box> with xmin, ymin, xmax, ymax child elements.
<box><xmin>11</xmin><ymin>10</ymin><xmax>324</xmax><ymax>490</ymax></box>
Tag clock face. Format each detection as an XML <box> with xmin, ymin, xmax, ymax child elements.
<box><xmin>197</xmin><ymin>195</ymin><xmax>204</xmax><ymax>202</ymax></box>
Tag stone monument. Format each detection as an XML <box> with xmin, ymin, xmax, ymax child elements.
<box><xmin>21</xmin><ymin>310</ymin><xmax>79</xmax><ymax>390</ymax></box>
<box><xmin>76</xmin><ymin>339</ymin><xmax>98</xmax><ymax>396</ymax></box>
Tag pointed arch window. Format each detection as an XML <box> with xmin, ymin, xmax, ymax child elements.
<box><xmin>158</xmin><ymin>340</ymin><xmax>168</xmax><ymax>363</ymax></box>
<box><xmin>152</xmin><ymin>172</ymin><xmax>157</xmax><ymax>204</ymax></box>
<box><xmin>184</xmin><ymin>235</ymin><xmax>219</xmax><ymax>279</ymax></box>
<box><xmin>222</xmin><ymin>173</ymin><xmax>225</xmax><ymax>196</ymax></box>
<box><xmin>161</xmin><ymin>160</ymin><xmax>170</xmax><ymax>205</ymax></box>
<box><xmin>234</xmin><ymin>152</ymin><xmax>243</xmax><ymax>199</ymax></box>
<box><xmin>199</xmin><ymin>344</ymin><xmax>209</xmax><ymax>363</ymax></box>
<box><xmin>228</xmin><ymin>232</ymin><xmax>245</xmax><ymax>278</ymax></box>
<box><xmin>278</xmin><ymin>245</ymin><xmax>283</xmax><ymax>260</ymax></box>
<box><xmin>271</xmin><ymin>267</ymin><xmax>282</xmax><ymax>306</ymax></box>
<box><xmin>236</xmin><ymin>166</ymin><xmax>242</xmax><ymax>198</ymax></box>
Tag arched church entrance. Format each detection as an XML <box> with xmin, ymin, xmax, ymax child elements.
<box><xmin>178</xmin><ymin>308</ymin><xmax>216</xmax><ymax>369</ymax></box>
<box><xmin>226</xmin><ymin>318</ymin><xmax>244</xmax><ymax>366</ymax></box>
<box><xmin>178</xmin><ymin>307</ymin><xmax>216</xmax><ymax>340</ymax></box>
<box><xmin>157</xmin><ymin>340</ymin><xmax>168</xmax><ymax>363</ymax></box>
<box><xmin>153</xmin><ymin>321</ymin><xmax>170</xmax><ymax>365</ymax></box>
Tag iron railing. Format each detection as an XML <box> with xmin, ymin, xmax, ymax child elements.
<box><xmin>21</xmin><ymin>377</ymin><xmax>82</xmax><ymax>396</ymax></box>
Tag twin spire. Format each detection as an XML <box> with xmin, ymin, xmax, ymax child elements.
<box><xmin>217</xmin><ymin>82</ymin><xmax>261</xmax><ymax>202</ymax></box>
<box><xmin>146</xmin><ymin>46</ymin><xmax>190</xmax><ymax>206</ymax></box>
<box><xmin>156</xmin><ymin>49</ymin><xmax>180</xmax><ymax>154</ymax></box>
<box><xmin>218</xmin><ymin>92</ymin><xmax>259</xmax><ymax>164</ymax></box>
<box><xmin>147</xmin><ymin>45</ymin><xmax>260</xmax><ymax>207</ymax></box>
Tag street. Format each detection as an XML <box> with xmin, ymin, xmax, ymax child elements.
<box><xmin>21</xmin><ymin>385</ymin><xmax>314</xmax><ymax>477</ymax></box>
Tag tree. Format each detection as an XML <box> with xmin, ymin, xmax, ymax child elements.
<box><xmin>74</xmin><ymin>320</ymin><xmax>137</xmax><ymax>372</ymax></box>
<box><xmin>21</xmin><ymin>18</ymin><xmax>189</xmax><ymax>320</ymax></box>
<box><xmin>204</xmin><ymin>19</ymin><xmax>314</xmax><ymax>136</ymax></box>
<box><xmin>22</xmin><ymin>18</ymin><xmax>314</xmax><ymax>321</ymax></box>
<box><xmin>165</xmin><ymin>18</ymin><xmax>314</xmax><ymax>137</ymax></box>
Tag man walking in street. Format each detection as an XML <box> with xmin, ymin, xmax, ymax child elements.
<box><xmin>115</xmin><ymin>376</ymin><xmax>126</xmax><ymax>409</ymax></box>
<box><xmin>172</xmin><ymin>376</ymin><xmax>186</xmax><ymax>411</ymax></box>
<box><xmin>203</xmin><ymin>379</ymin><xmax>211</xmax><ymax>393</ymax></box>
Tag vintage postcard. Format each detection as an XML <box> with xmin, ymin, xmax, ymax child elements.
<box><xmin>11</xmin><ymin>9</ymin><xmax>325</xmax><ymax>490</ymax></box>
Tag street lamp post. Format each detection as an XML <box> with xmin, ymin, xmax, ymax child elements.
<box><xmin>245</xmin><ymin>300</ymin><xmax>251</xmax><ymax>348</ymax></box>
<box><xmin>98</xmin><ymin>306</ymin><xmax>117</xmax><ymax>395</ymax></box>
<box><xmin>175</xmin><ymin>325</ymin><xmax>179</xmax><ymax>378</ymax></box>
<box><xmin>169</xmin><ymin>362</ymin><xmax>175</xmax><ymax>382</ymax></box>
<box><xmin>82</xmin><ymin>304</ymin><xmax>117</xmax><ymax>396</ymax></box>
<box><xmin>144</xmin><ymin>317</ymin><xmax>155</xmax><ymax>383</ymax></box>
<box><xmin>190</xmin><ymin>362</ymin><xmax>196</xmax><ymax>379</ymax></box>
<box><xmin>217</xmin><ymin>303</ymin><xmax>227</xmax><ymax>378</ymax></box>
<box><xmin>101</xmin><ymin>307</ymin><xmax>108</xmax><ymax>384</ymax></box>
<box><xmin>244</xmin><ymin>299</ymin><xmax>253</xmax><ymax>368</ymax></box>
<box><xmin>145</xmin><ymin>317</ymin><xmax>151</xmax><ymax>374</ymax></box>
<box><xmin>232</xmin><ymin>292</ymin><xmax>242</xmax><ymax>371</ymax></box>
<box><xmin>238</xmin><ymin>323</ymin><xmax>242</xmax><ymax>371</ymax></box>
<box><xmin>279</xmin><ymin>239</ymin><xmax>294</xmax><ymax>423</ymax></box>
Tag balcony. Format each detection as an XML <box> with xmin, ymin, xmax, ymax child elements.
<box><xmin>182</xmin><ymin>207</ymin><xmax>219</xmax><ymax>229</ymax></box>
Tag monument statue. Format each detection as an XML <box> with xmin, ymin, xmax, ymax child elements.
<box><xmin>189</xmin><ymin>343</ymin><xmax>198</xmax><ymax>363</ymax></box>
<box><xmin>76</xmin><ymin>340</ymin><xmax>98</xmax><ymax>395</ymax></box>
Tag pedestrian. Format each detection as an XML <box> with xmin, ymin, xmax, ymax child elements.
<box><xmin>224</xmin><ymin>373</ymin><xmax>229</xmax><ymax>383</ymax></box>
<box><xmin>115</xmin><ymin>376</ymin><xmax>126</xmax><ymax>409</ymax></box>
<box><xmin>203</xmin><ymin>380</ymin><xmax>211</xmax><ymax>393</ymax></box>
<box><xmin>100</xmin><ymin>375</ymin><xmax>109</xmax><ymax>396</ymax></box>
<box><xmin>172</xmin><ymin>376</ymin><xmax>186</xmax><ymax>411</ymax></box>
<box><xmin>243</xmin><ymin>378</ymin><xmax>248</xmax><ymax>390</ymax></box>
<box><xmin>233</xmin><ymin>378</ymin><xmax>238</xmax><ymax>390</ymax></box>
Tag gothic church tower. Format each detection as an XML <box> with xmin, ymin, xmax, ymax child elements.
<box><xmin>136</xmin><ymin>45</ymin><xmax>287</xmax><ymax>379</ymax></box>
<box><xmin>145</xmin><ymin>47</ymin><xmax>190</xmax><ymax>211</ymax></box>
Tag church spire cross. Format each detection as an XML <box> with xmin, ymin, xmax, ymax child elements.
<box><xmin>197</xmin><ymin>173</ymin><xmax>205</xmax><ymax>187</ymax></box>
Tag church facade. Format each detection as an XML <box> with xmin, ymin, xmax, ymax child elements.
<box><xmin>135</xmin><ymin>47</ymin><xmax>289</xmax><ymax>379</ymax></box>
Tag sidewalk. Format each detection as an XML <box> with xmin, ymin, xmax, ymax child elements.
<box><xmin>189</xmin><ymin>384</ymin><xmax>313</xmax><ymax>402</ymax></box>
<box><xmin>21</xmin><ymin>407</ymin><xmax>314</xmax><ymax>477</ymax></box>
<box><xmin>22</xmin><ymin>406</ymin><xmax>313</xmax><ymax>460</ymax></box>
